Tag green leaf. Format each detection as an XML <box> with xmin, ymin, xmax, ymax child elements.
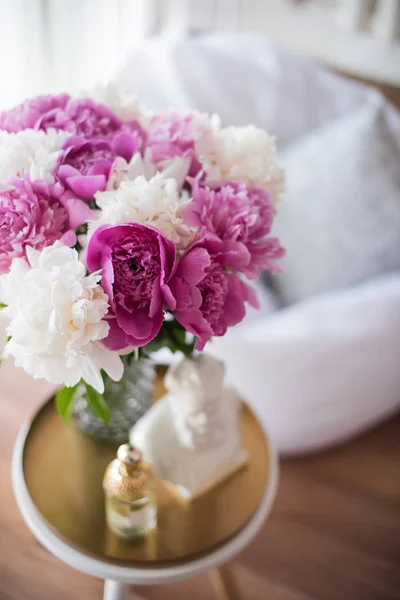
<box><xmin>0</xmin><ymin>303</ymin><xmax>7</xmax><ymax>310</ymax></box>
<box><xmin>164</xmin><ymin>320</ymin><xmax>196</xmax><ymax>357</ymax></box>
<box><xmin>85</xmin><ymin>384</ymin><xmax>110</xmax><ymax>423</ymax></box>
<box><xmin>56</xmin><ymin>384</ymin><xmax>79</xmax><ymax>424</ymax></box>
<box><xmin>139</xmin><ymin>316</ymin><xmax>196</xmax><ymax>359</ymax></box>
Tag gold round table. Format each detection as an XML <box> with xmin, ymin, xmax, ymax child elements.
<box><xmin>12</xmin><ymin>373</ymin><xmax>279</xmax><ymax>600</ymax></box>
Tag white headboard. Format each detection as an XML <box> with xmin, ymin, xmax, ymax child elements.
<box><xmin>0</xmin><ymin>0</ymin><xmax>398</xmax><ymax>111</ymax></box>
<box><xmin>159</xmin><ymin>0</ymin><xmax>400</xmax><ymax>86</ymax></box>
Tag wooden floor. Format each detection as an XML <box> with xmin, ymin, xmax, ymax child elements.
<box><xmin>1</xmin><ymin>354</ymin><xmax>400</xmax><ymax>600</ymax></box>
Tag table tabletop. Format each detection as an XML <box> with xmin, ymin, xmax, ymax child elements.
<box><xmin>20</xmin><ymin>394</ymin><xmax>272</xmax><ymax>567</ymax></box>
<box><xmin>1</xmin><ymin>357</ymin><xmax>400</xmax><ymax>599</ymax></box>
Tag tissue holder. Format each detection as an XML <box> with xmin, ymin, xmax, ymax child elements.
<box><xmin>130</xmin><ymin>354</ymin><xmax>248</xmax><ymax>500</ymax></box>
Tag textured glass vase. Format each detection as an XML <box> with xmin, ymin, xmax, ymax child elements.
<box><xmin>72</xmin><ymin>359</ymin><xmax>155</xmax><ymax>443</ymax></box>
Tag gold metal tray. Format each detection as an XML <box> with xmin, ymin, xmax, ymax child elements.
<box><xmin>23</xmin><ymin>372</ymin><xmax>271</xmax><ymax>567</ymax></box>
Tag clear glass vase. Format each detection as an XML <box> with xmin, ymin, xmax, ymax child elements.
<box><xmin>72</xmin><ymin>359</ymin><xmax>155</xmax><ymax>443</ymax></box>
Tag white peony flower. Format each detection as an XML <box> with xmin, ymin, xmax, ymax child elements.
<box><xmin>82</xmin><ymin>83</ymin><xmax>152</xmax><ymax>127</ymax></box>
<box><xmin>195</xmin><ymin>121</ymin><xmax>285</xmax><ymax>205</ymax></box>
<box><xmin>106</xmin><ymin>150</ymin><xmax>157</xmax><ymax>190</ymax></box>
<box><xmin>91</xmin><ymin>171</ymin><xmax>195</xmax><ymax>248</ymax></box>
<box><xmin>0</xmin><ymin>128</ymin><xmax>70</xmax><ymax>184</ymax></box>
<box><xmin>0</xmin><ymin>242</ymin><xmax>123</xmax><ymax>393</ymax></box>
<box><xmin>107</xmin><ymin>149</ymin><xmax>190</xmax><ymax>191</ymax></box>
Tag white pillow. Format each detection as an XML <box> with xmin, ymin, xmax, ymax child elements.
<box><xmin>273</xmin><ymin>98</ymin><xmax>400</xmax><ymax>304</ymax></box>
<box><xmin>209</xmin><ymin>272</ymin><xmax>400</xmax><ymax>454</ymax></box>
<box><xmin>116</xmin><ymin>32</ymin><xmax>372</xmax><ymax>147</ymax></box>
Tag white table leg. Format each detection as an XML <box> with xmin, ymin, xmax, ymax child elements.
<box><xmin>103</xmin><ymin>580</ymin><xmax>131</xmax><ymax>600</ymax></box>
<box><xmin>210</xmin><ymin>565</ymin><xmax>242</xmax><ymax>600</ymax></box>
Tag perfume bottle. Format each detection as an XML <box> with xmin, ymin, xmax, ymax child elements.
<box><xmin>103</xmin><ymin>444</ymin><xmax>157</xmax><ymax>538</ymax></box>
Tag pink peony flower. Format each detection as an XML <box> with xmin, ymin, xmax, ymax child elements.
<box><xmin>0</xmin><ymin>94</ymin><xmax>70</xmax><ymax>133</ymax></box>
<box><xmin>166</xmin><ymin>237</ymin><xmax>258</xmax><ymax>350</ymax></box>
<box><xmin>56</xmin><ymin>133</ymin><xmax>137</xmax><ymax>199</ymax></box>
<box><xmin>185</xmin><ymin>180</ymin><xmax>285</xmax><ymax>279</ymax></box>
<box><xmin>147</xmin><ymin>112</ymin><xmax>208</xmax><ymax>175</ymax></box>
<box><xmin>86</xmin><ymin>223</ymin><xmax>176</xmax><ymax>350</ymax></box>
<box><xmin>38</xmin><ymin>98</ymin><xmax>145</xmax><ymax>143</ymax></box>
<box><xmin>0</xmin><ymin>176</ymin><xmax>91</xmax><ymax>274</ymax></box>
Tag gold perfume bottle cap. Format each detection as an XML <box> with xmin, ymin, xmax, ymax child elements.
<box><xmin>103</xmin><ymin>443</ymin><xmax>155</xmax><ymax>503</ymax></box>
<box><xmin>117</xmin><ymin>444</ymin><xmax>142</xmax><ymax>466</ymax></box>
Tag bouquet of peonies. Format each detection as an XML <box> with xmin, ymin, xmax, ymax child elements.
<box><xmin>0</xmin><ymin>87</ymin><xmax>285</xmax><ymax>419</ymax></box>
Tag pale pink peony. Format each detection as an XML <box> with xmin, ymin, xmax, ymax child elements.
<box><xmin>38</xmin><ymin>98</ymin><xmax>145</xmax><ymax>142</ymax></box>
<box><xmin>56</xmin><ymin>133</ymin><xmax>137</xmax><ymax>199</ymax></box>
<box><xmin>147</xmin><ymin>111</ymin><xmax>209</xmax><ymax>175</ymax></box>
<box><xmin>0</xmin><ymin>94</ymin><xmax>70</xmax><ymax>133</ymax></box>
<box><xmin>0</xmin><ymin>94</ymin><xmax>146</xmax><ymax>143</ymax></box>
<box><xmin>0</xmin><ymin>176</ymin><xmax>91</xmax><ymax>274</ymax></box>
<box><xmin>185</xmin><ymin>180</ymin><xmax>285</xmax><ymax>278</ymax></box>
<box><xmin>166</xmin><ymin>236</ymin><xmax>258</xmax><ymax>350</ymax></box>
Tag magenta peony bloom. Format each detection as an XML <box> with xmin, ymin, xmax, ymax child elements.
<box><xmin>185</xmin><ymin>180</ymin><xmax>285</xmax><ymax>279</ymax></box>
<box><xmin>0</xmin><ymin>94</ymin><xmax>70</xmax><ymax>133</ymax></box>
<box><xmin>86</xmin><ymin>223</ymin><xmax>176</xmax><ymax>350</ymax></box>
<box><xmin>166</xmin><ymin>237</ymin><xmax>258</xmax><ymax>350</ymax></box>
<box><xmin>147</xmin><ymin>112</ymin><xmax>207</xmax><ymax>175</ymax></box>
<box><xmin>0</xmin><ymin>176</ymin><xmax>91</xmax><ymax>274</ymax></box>
<box><xmin>38</xmin><ymin>98</ymin><xmax>145</xmax><ymax>143</ymax></box>
<box><xmin>56</xmin><ymin>133</ymin><xmax>137</xmax><ymax>199</ymax></box>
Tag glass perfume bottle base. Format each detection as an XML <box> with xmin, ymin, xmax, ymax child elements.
<box><xmin>105</xmin><ymin>499</ymin><xmax>157</xmax><ymax>539</ymax></box>
<box><xmin>106</xmin><ymin>516</ymin><xmax>157</xmax><ymax>539</ymax></box>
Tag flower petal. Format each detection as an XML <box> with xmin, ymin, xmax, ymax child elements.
<box><xmin>174</xmin><ymin>307</ymin><xmax>213</xmax><ymax>351</ymax></box>
<box><xmin>59</xmin><ymin>230</ymin><xmax>77</xmax><ymax>247</ymax></box>
<box><xmin>60</xmin><ymin>193</ymin><xmax>94</xmax><ymax>228</ymax></box>
<box><xmin>67</xmin><ymin>174</ymin><xmax>107</xmax><ymax>199</ymax></box>
<box><xmin>111</xmin><ymin>131</ymin><xmax>137</xmax><ymax>162</ymax></box>
<box><xmin>116</xmin><ymin>305</ymin><xmax>152</xmax><ymax>339</ymax></box>
<box><xmin>177</xmin><ymin>247</ymin><xmax>210</xmax><ymax>286</ymax></box>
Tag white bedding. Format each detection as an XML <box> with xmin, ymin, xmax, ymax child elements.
<box><xmin>116</xmin><ymin>33</ymin><xmax>400</xmax><ymax>454</ymax></box>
